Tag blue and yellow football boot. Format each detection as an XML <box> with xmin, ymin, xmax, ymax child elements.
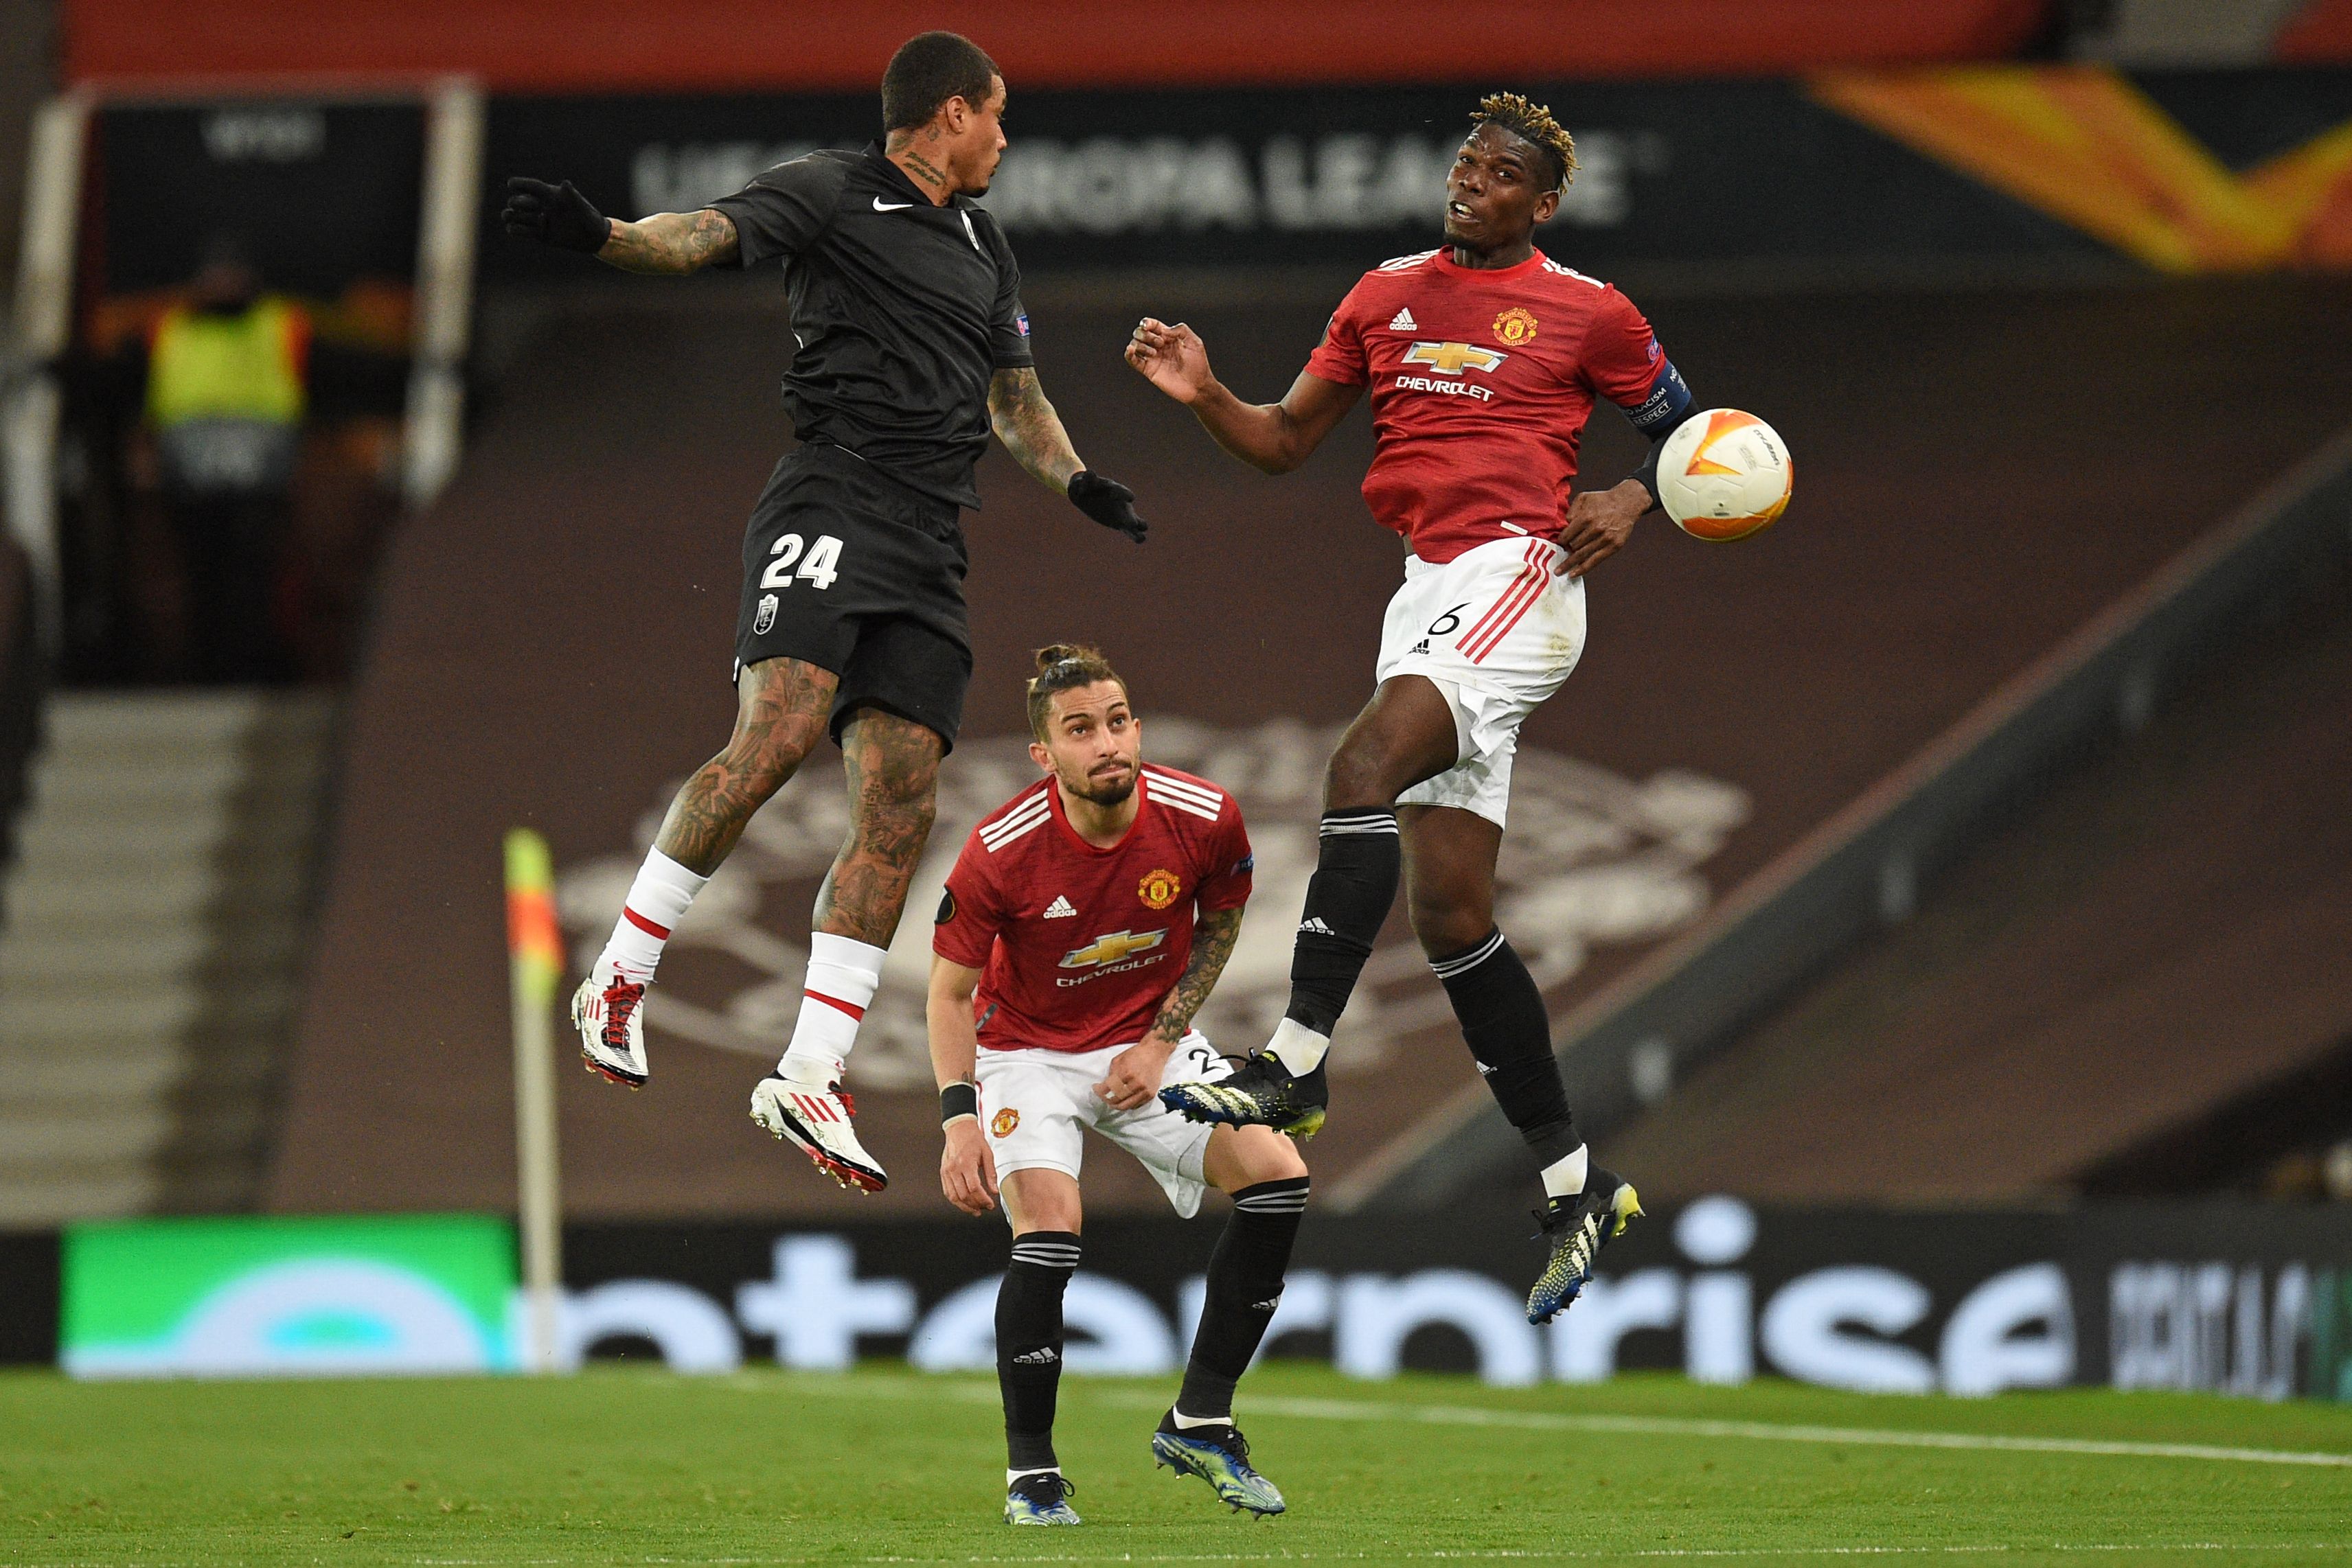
<box><xmin>1527</xmin><ymin>1166</ymin><xmax>1643</xmax><ymax>1324</ymax></box>
<box><xmin>1004</xmin><ymin>1469</ymin><xmax>1080</xmax><ymax>1525</ymax></box>
<box><xmin>1151</xmin><ymin>1411</ymin><xmax>1286</xmax><ymax>1517</ymax></box>
<box><xmin>1160</xmin><ymin>1052</ymin><xmax>1327</xmax><ymax>1140</ymax></box>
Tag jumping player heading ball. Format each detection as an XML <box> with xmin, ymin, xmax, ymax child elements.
<box><xmin>1127</xmin><ymin>93</ymin><xmax>1704</xmax><ymax>1324</ymax></box>
<box><xmin>501</xmin><ymin>32</ymin><xmax>1149</xmax><ymax>1195</ymax></box>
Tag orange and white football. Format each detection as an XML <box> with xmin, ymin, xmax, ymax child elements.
<box><xmin>1658</xmin><ymin>409</ymin><xmax>1792</xmax><ymax>542</ymax></box>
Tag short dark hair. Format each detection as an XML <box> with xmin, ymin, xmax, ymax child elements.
<box><xmin>882</xmin><ymin>32</ymin><xmax>1000</xmax><ymax>132</ymax></box>
<box><xmin>1470</xmin><ymin>91</ymin><xmax>1579</xmax><ymax>192</ymax></box>
<box><xmin>1025</xmin><ymin>643</ymin><xmax>1125</xmax><ymax>741</ymax></box>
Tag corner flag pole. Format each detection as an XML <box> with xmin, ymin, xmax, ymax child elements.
<box><xmin>504</xmin><ymin>828</ymin><xmax>564</xmax><ymax>1373</ymax></box>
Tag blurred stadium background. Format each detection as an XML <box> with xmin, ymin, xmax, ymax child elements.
<box><xmin>3</xmin><ymin>0</ymin><xmax>2352</xmax><ymax>1405</ymax></box>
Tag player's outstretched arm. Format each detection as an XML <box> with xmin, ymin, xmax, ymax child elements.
<box><xmin>1096</xmin><ymin>904</ymin><xmax>1244</xmax><ymax>1112</ymax></box>
<box><xmin>501</xmin><ymin>176</ymin><xmax>738</xmax><ymax>275</ymax></box>
<box><xmin>1124</xmin><ymin>318</ymin><xmax>1360</xmax><ymax>476</ymax></box>
<box><xmin>990</xmin><ymin>367</ymin><xmax>1149</xmax><ymax>543</ymax></box>
<box><xmin>928</xmin><ymin>955</ymin><xmax>999</xmax><ymax>1215</ymax></box>
<box><xmin>600</xmin><ymin>210</ymin><xmax>740</xmax><ymax>275</ymax></box>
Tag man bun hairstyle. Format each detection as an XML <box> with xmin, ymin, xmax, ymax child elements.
<box><xmin>882</xmin><ymin>32</ymin><xmax>1000</xmax><ymax>132</ymax></box>
<box><xmin>1025</xmin><ymin>644</ymin><xmax>1124</xmax><ymax>741</ymax></box>
<box><xmin>1471</xmin><ymin>91</ymin><xmax>1579</xmax><ymax>192</ymax></box>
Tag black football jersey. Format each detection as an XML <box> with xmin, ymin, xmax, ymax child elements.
<box><xmin>709</xmin><ymin>143</ymin><xmax>1034</xmax><ymax>509</ymax></box>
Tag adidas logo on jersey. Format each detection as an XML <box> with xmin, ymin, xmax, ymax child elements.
<box><xmin>1388</xmin><ymin>307</ymin><xmax>1417</xmax><ymax>331</ymax></box>
<box><xmin>1409</xmin><ymin>638</ymin><xmax>1430</xmax><ymax>656</ymax></box>
<box><xmin>1042</xmin><ymin>895</ymin><xmax>1077</xmax><ymax>919</ymax></box>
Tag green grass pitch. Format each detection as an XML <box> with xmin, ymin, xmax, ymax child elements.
<box><xmin>5</xmin><ymin>1362</ymin><xmax>2350</xmax><ymax>1565</ymax></box>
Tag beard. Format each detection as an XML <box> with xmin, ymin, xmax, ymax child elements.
<box><xmin>1064</xmin><ymin>767</ymin><xmax>1136</xmax><ymax>807</ymax></box>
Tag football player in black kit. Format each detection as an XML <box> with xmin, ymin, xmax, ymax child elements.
<box><xmin>501</xmin><ymin>32</ymin><xmax>1150</xmax><ymax>1195</ymax></box>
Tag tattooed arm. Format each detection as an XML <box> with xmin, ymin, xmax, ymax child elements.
<box><xmin>1095</xmin><ymin>904</ymin><xmax>1246</xmax><ymax>1112</ymax></box>
<box><xmin>598</xmin><ymin>209</ymin><xmax>741</xmax><ymax>275</ymax></box>
<box><xmin>988</xmin><ymin>367</ymin><xmax>1084</xmax><ymax>494</ymax></box>
<box><xmin>1146</xmin><ymin>905</ymin><xmax>1244</xmax><ymax>1049</ymax></box>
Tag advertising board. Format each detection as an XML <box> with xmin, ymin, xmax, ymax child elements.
<box><xmin>59</xmin><ymin>1214</ymin><xmax>516</xmax><ymax>1379</ymax></box>
<box><xmin>31</xmin><ymin>1202</ymin><xmax>2344</xmax><ymax>1400</ymax></box>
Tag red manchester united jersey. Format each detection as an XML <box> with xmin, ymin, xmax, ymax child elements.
<box><xmin>1305</xmin><ymin>246</ymin><xmax>1669</xmax><ymax>563</ymax></box>
<box><xmin>933</xmin><ymin>766</ymin><xmax>1253</xmax><ymax>1054</ymax></box>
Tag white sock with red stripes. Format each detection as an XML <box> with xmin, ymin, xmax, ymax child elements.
<box><xmin>778</xmin><ymin>932</ymin><xmax>888</xmax><ymax>1079</ymax></box>
<box><xmin>595</xmin><ymin>849</ymin><xmax>709</xmax><ymax>984</ymax></box>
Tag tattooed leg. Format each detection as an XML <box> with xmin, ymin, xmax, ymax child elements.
<box><xmin>654</xmin><ymin>657</ymin><xmax>838</xmax><ymax>876</ymax></box>
<box><xmin>811</xmin><ymin>706</ymin><xmax>946</xmax><ymax>947</ymax></box>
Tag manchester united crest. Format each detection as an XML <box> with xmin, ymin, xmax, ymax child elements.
<box><xmin>1138</xmin><ymin>868</ymin><xmax>1183</xmax><ymax>910</ymax></box>
<box><xmin>1492</xmin><ymin>307</ymin><xmax>1539</xmax><ymax>346</ymax></box>
<box><xmin>991</xmin><ymin>1107</ymin><xmax>1020</xmax><ymax>1138</ymax></box>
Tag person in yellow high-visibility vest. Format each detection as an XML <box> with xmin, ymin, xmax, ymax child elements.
<box><xmin>141</xmin><ymin>239</ymin><xmax>311</xmax><ymax>682</ymax></box>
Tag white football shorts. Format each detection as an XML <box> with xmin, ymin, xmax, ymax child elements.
<box><xmin>1375</xmin><ymin>533</ymin><xmax>1587</xmax><ymax>827</ymax></box>
<box><xmin>974</xmin><ymin>1031</ymin><xmax>1234</xmax><ymax>1219</ymax></box>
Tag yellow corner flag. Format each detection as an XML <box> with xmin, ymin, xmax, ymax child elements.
<box><xmin>504</xmin><ymin>827</ymin><xmax>564</xmax><ymax>1371</ymax></box>
<box><xmin>504</xmin><ymin>828</ymin><xmax>562</xmax><ymax>1008</ymax></box>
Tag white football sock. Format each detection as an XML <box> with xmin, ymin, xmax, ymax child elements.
<box><xmin>1170</xmin><ymin>1408</ymin><xmax>1226</xmax><ymax>1430</ymax></box>
<box><xmin>1265</xmin><ymin>1017</ymin><xmax>1330</xmax><ymax>1076</ymax></box>
<box><xmin>595</xmin><ymin>850</ymin><xmax>708</xmax><ymax>982</ymax></box>
<box><xmin>1540</xmin><ymin>1144</ymin><xmax>1590</xmax><ymax>1201</ymax></box>
<box><xmin>779</xmin><ymin>932</ymin><xmax>888</xmax><ymax>1074</ymax></box>
<box><xmin>1007</xmin><ymin>1466</ymin><xmax>1062</xmax><ymax>1485</ymax></box>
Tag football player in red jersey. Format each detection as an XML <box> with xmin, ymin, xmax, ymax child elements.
<box><xmin>928</xmin><ymin>645</ymin><xmax>1307</xmax><ymax>1525</ymax></box>
<box><xmin>1127</xmin><ymin>93</ymin><xmax>1699</xmax><ymax>1325</ymax></box>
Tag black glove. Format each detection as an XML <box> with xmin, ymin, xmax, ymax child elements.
<box><xmin>502</xmin><ymin>176</ymin><xmax>612</xmax><ymax>254</ymax></box>
<box><xmin>1068</xmin><ymin>470</ymin><xmax>1148</xmax><ymax>543</ymax></box>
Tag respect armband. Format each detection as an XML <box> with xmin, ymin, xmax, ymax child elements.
<box><xmin>940</xmin><ymin>1082</ymin><xmax>979</xmax><ymax>1125</ymax></box>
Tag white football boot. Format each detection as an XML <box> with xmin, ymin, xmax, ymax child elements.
<box><xmin>749</xmin><ymin>1056</ymin><xmax>888</xmax><ymax>1192</ymax></box>
<box><xmin>573</xmin><ymin>971</ymin><xmax>649</xmax><ymax>1087</ymax></box>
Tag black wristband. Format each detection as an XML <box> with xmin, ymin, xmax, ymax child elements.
<box><xmin>1628</xmin><ymin>440</ymin><xmax>1664</xmax><ymax>514</ymax></box>
<box><xmin>940</xmin><ymin>1082</ymin><xmax>979</xmax><ymax>1125</ymax></box>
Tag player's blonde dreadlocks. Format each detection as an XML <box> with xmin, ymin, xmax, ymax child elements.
<box><xmin>1471</xmin><ymin>92</ymin><xmax>1578</xmax><ymax>192</ymax></box>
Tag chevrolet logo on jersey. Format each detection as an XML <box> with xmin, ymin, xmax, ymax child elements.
<box><xmin>1059</xmin><ymin>928</ymin><xmax>1167</xmax><ymax>969</ymax></box>
<box><xmin>1401</xmin><ymin>341</ymin><xmax>1508</xmax><ymax>376</ymax></box>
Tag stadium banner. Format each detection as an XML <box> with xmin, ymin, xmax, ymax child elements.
<box><xmin>22</xmin><ymin>1203</ymin><xmax>2350</xmax><ymax>1397</ymax></box>
<box><xmin>57</xmin><ymin>1214</ymin><xmax>518</xmax><ymax>1379</ymax></box>
<box><xmin>479</xmin><ymin>67</ymin><xmax>2352</xmax><ymax>281</ymax></box>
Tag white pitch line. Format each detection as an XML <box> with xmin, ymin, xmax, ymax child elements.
<box><xmin>385</xmin><ymin>1548</ymin><xmax>2352</xmax><ymax>1567</ymax></box>
<box><xmin>1213</xmin><ymin>1394</ymin><xmax>2352</xmax><ymax>1470</ymax></box>
<box><xmin>747</xmin><ymin>1375</ymin><xmax>2352</xmax><ymax>1471</ymax></box>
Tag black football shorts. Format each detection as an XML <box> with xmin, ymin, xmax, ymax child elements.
<box><xmin>734</xmin><ymin>441</ymin><xmax>973</xmax><ymax>751</ymax></box>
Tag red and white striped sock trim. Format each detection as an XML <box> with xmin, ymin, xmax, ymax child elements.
<box><xmin>803</xmin><ymin>989</ymin><xmax>867</xmax><ymax>1022</ymax></box>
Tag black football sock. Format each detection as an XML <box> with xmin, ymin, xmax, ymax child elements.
<box><xmin>1432</xmin><ymin>930</ymin><xmax>1579</xmax><ymax>1171</ymax></box>
<box><xmin>998</xmin><ymin>1231</ymin><xmax>1080</xmax><ymax>1473</ymax></box>
<box><xmin>1177</xmin><ymin>1177</ymin><xmax>1310</xmax><ymax>1421</ymax></box>
<box><xmin>1283</xmin><ymin>809</ymin><xmax>1402</xmax><ymax>1041</ymax></box>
